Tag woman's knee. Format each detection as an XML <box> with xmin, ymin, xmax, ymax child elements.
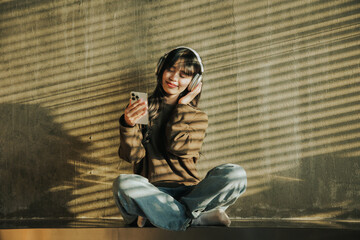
<box><xmin>211</xmin><ymin>163</ymin><xmax>246</xmax><ymax>177</ymax></box>
<box><xmin>230</xmin><ymin>164</ymin><xmax>247</xmax><ymax>179</ymax></box>
<box><xmin>113</xmin><ymin>174</ymin><xmax>148</xmax><ymax>195</ymax></box>
<box><xmin>209</xmin><ymin>164</ymin><xmax>247</xmax><ymax>189</ymax></box>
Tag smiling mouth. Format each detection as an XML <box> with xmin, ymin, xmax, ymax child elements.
<box><xmin>166</xmin><ymin>81</ymin><xmax>178</xmax><ymax>88</ymax></box>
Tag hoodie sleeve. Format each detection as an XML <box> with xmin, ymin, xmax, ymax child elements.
<box><xmin>118</xmin><ymin>115</ymin><xmax>146</xmax><ymax>164</ymax></box>
<box><xmin>166</xmin><ymin>104</ymin><xmax>208</xmax><ymax>159</ymax></box>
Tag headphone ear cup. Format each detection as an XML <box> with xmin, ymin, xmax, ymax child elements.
<box><xmin>188</xmin><ymin>74</ymin><xmax>203</xmax><ymax>91</ymax></box>
<box><xmin>155</xmin><ymin>56</ymin><xmax>165</xmax><ymax>76</ymax></box>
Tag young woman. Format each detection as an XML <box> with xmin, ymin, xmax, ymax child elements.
<box><xmin>113</xmin><ymin>47</ymin><xmax>247</xmax><ymax>231</ymax></box>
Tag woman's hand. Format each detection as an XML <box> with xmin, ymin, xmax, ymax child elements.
<box><xmin>124</xmin><ymin>99</ymin><xmax>148</xmax><ymax>127</ymax></box>
<box><xmin>178</xmin><ymin>82</ymin><xmax>202</xmax><ymax>105</ymax></box>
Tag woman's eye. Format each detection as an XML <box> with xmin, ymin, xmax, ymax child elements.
<box><xmin>180</xmin><ymin>72</ymin><xmax>191</xmax><ymax>78</ymax></box>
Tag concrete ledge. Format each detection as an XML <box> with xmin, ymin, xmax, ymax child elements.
<box><xmin>0</xmin><ymin>219</ymin><xmax>359</xmax><ymax>240</ymax></box>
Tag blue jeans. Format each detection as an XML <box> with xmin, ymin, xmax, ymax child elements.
<box><xmin>112</xmin><ymin>163</ymin><xmax>247</xmax><ymax>231</ymax></box>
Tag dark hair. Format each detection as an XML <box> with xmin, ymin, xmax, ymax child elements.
<box><xmin>148</xmin><ymin>48</ymin><xmax>203</xmax><ymax>125</ymax></box>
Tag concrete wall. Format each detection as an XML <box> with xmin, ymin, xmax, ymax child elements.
<box><xmin>0</xmin><ymin>0</ymin><xmax>359</xmax><ymax>221</ymax></box>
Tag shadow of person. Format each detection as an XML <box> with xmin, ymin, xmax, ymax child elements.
<box><xmin>0</xmin><ymin>103</ymin><xmax>89</xmax><ymax>219</ymax></box>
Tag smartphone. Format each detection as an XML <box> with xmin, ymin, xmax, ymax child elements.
<box><xmin>187</xmin><ymin>74</ymin><xmax>203</xmax><ymax>91</ymax></box>
<box><xmin>130</xmin><ymin>91</ymin><xmax>149</xmax><ymax>125</ymax></box>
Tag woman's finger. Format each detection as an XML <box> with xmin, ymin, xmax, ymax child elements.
<box><xmin>127</xmin><ymin>99</ymin><xmax>145</xmax><ymax>111</ymax></box>
<box><xmin>178</xmin><ymin>82</ymin><xmax>202</xmax><ymax>105</ymax></box>
<box><xmin>126</xmin><ymin>100</ymin><xmax>146</xmax><ymax>115</ymax></box>
<box><xmin>126</xmin><ymin>108</ymin><xmax>147</xmax><ymax>126</ymax></box>
<box><xmin>124</xmin><ymin>100</ymin><xmax>148</xmax><ymax>126</ymax></box>
<box><xmin>130</xmin><ymin>105</ymin><xmax>147</xmax><ymax>119</ymax></box>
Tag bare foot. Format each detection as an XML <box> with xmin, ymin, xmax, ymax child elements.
<box><xmin>137</xmin><ymin>216</ymin><xmax>147</xmax><ymax>228</ymax></box>
<box><xmin>191</xmin><ymin>209</ymin><xmax>231</xmax><ymax>227</ymax></box>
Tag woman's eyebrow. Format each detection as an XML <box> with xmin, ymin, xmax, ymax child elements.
<box><xmin>180</xmin><ymin>70</ymin><xmax>192</xmax><ymax>76</ymax></box>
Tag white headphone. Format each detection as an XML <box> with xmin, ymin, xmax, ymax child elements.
<box><xmin>155</xmin><ymin>46</ymin><xmax>204</xmax><ymax>91</ymax></box>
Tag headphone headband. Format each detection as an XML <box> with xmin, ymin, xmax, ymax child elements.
<box><xmin>174</xmin><ymin>46</ymin><xmax>204</xmax><ymax>73</ymax></box>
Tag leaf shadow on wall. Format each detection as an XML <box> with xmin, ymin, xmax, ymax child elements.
<box><xmin>0</xmin><ymin>103</ymin><xmax>90</xmax><ymax>218</ymax></box>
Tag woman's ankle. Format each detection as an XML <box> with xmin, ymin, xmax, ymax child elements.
<box><xmin>137</xmin><ymin>216</ymin><xmax>147</xmax><ymax>227</ymax></box>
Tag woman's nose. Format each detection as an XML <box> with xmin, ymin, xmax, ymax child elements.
<box><xmin>170</xmin><ymin>71</ymin><xmax>180</xmax><ymax>81</ymax></box>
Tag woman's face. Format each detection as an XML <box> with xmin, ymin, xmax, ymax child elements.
<box><xmin>162</xmin><ymin>59</ymin><xmax>193</xmax><ymax>97</ymax></box>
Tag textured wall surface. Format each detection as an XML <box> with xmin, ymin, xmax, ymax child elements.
<box><xmin>0</xmin><ymin>0</ymin><xmax>359</xmax><ymax>221</ymax></box>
